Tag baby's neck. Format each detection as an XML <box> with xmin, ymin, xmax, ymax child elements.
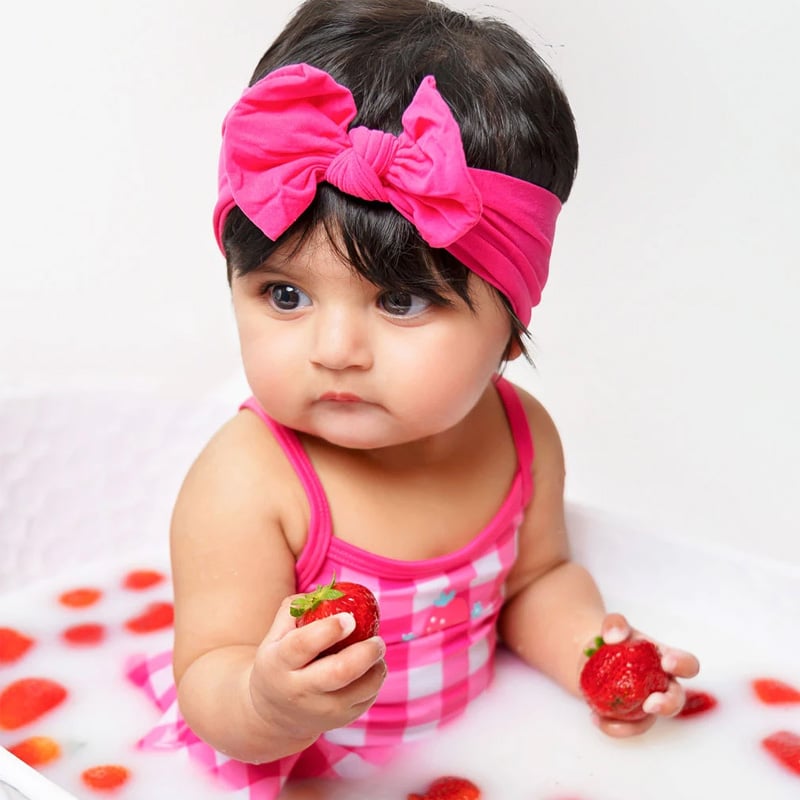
<box><xmin>294</xmin><ymin>383</ymin><xmax>517</xmax><ymax>562</ymax></box>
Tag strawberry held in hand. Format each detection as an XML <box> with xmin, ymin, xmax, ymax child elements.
<box><xmin>580</xmin><ymin>636</ymin><xmax>670</xmax><ymax>721</ymax></box>
<box><xmin>291</xmin><ymin>575</ymin><xmax>380</xmax><ymax>657</ymax></box>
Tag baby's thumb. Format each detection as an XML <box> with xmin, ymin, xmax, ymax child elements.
<box><xmin>600</xmin><ymin>612</ymin><xmax>631</xmax><ymax>644</ymax></box>
<box><xmin>263</xmin><ymin>595</ymin><xmax>304</xmax><ymax>643</ymax></box>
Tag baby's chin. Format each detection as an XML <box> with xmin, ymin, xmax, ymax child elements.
<box><xmin>300</xmin><ymin>426</ymin><xmax>416</xmax><ymax>452</ymax></box>
<box><xmin>296</xmin><ymin>415</ymin><xmax>438</xmax><ymax>453</ymax></box>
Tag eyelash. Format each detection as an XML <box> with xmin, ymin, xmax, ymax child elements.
<box><xmin>260</xmin><ymin>282</ymin><xmax>309</xmax><ymax>312</ymax></box>
<box><xmin>257</xmin><ymin>282</ymin><xmax>438</xmax><ymax>318</ymax></box>
<box><xmin>258</xmin><ymin>281</ymin><xmax>280</xmax><ymax>297</ymax></box>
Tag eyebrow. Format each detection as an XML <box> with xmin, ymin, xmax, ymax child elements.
<box><xmin>237</xmin><ymin>259</ymin><xmax>302</xmax><ymax>281</ymax></box>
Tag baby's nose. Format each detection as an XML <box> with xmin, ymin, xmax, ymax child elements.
<box><xmin>310</xmin><ymin>308</ymin><xmax>373</xmax><ymax>370</ymax></box>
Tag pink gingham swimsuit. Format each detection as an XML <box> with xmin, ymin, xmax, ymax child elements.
<box><xmin>128</xmin><ymin>375</ymin><xmax>533</xmax><ymax>798</ymax></box>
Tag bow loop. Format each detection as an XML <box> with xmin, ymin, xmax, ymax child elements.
<box><xmin>218</xmin><ymin>63</ymin><xmax>482</xmax><ymax>248</ymax></box>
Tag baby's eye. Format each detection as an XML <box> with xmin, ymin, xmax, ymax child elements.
<box><xmin>264</xmin><ymin>283</ymin><xmax>311</xmax><ymax>312</ymax></box>
<box><xmin>379</xmin><ymin>291</ymin><xmax>431</xmax><ymax>317</ymax></box>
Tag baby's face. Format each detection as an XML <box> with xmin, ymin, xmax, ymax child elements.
<box><xmin>230</xmin><ymin>231</ymin><xmax>512</xmax><ymax>451</ymax></box>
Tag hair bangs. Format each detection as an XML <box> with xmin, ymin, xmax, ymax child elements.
<box><xmin>226</xmin><ymin>186</ymin><xmax>473</xmax><ymax>310</ymax></box>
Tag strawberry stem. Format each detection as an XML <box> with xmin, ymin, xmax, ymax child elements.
<box><xmin>290</xmin><ymin>574</ymin><xmax>345</xmax><ymax>618</ymax></box>
<box><xmin>584</xmin><ymin>636</ymin><xmax>605</xmax><ymax>658</ymax></box>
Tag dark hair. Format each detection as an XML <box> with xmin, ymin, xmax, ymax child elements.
<box><xmin>222</xmin><ymin>0</ymin><xmax>579</xmax><ymax>358</ymax></box>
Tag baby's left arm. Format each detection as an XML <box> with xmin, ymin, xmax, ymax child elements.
<box><xmin>497</xmin><ymin>388</ymin><xmax>699</xmax><ymax>737</ymax></box>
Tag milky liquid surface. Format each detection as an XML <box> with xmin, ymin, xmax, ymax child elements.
<box><xmin>1</xmin><ymin>554</ymin><xmax>799</xmax><ymax>800</ymax></box>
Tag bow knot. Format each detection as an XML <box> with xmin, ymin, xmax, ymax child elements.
<box><xmin>325</xmin><ymin>127</ymin><xmax>398</xmax><ymax>203</ymax></box>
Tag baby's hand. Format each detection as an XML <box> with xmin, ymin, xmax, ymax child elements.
<box><xmin>249</xmin><ymin>596</ymin><xmax>387</xmax><ymax>743</ymax></box>
<box><xmin>585</xmin><ymin>612</ymin><xmax>700</xmax><ymax>738</ymax></box>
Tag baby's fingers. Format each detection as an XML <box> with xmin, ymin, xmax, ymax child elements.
<box><xmin>660</xmin><ymin>647</ymin><xmax>700</xmax><ymax>679</ymax></box>
<box><xmin>307</xmin><ymin>637</ymin><xmax>387</xmax><ymax>693</ymax></box>
<box><xmin>593</xmin><ymin>712</ymin><xmax>656</xmax><ymax>738</ymax></box>
<box><xmin>642</xmin><ymin>678</ymin><xmax>686</xmax><ymax>717</ymax></box>
<box><xmin>278</xmin><ymin>613</ymin><xmax>357</xmax><ymax>669</ymax></box>
<box><xmin>263</xmin><ymin>595</ymin><xmax>304</xmax><ymax>643</ymax></box>
<box><xmin>600</xmin><ymin>612</ymin><xmax>632</xmax><ymax>644</ymax></box>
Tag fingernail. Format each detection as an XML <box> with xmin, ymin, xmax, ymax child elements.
<box><xmin>337</xmin><ymin>612</ymin><xmax>356</xmax><ymax>635</ymax></box>
<box><xmin>662</xmin><ymin>653</ymin><xmax>678</xmax><ymax>673</ymax></box>
<box><xmin>604</xmin><ymin>627</ymin><xmax>627</xmax><ymax>644</ymax></box>
<box><xmin>643</xmin><ymin>694</ymin><xmax>664</xmax><ymax>715</ymax></box>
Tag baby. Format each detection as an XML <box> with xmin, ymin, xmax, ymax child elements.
<box><xmin>131</xmin><ymin>1</ymin><xmax>699</xmax><ymax>796</ymax></box>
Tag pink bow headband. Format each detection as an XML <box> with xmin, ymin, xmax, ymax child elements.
<box><xmin>213</xmin><ymin>62</ymin><xmax>562</xmax><ymax>325</ymax></box>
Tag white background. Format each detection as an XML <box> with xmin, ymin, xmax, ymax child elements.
<box><xmin>1</xmin><ymin>1</ymin><xmax>798</xmax><ymax>565</ymax></box>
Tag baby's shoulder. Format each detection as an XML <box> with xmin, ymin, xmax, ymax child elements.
<box><xmin>191</xmin><ymin>409</ymin><xmax>289</xmax><ymax>479</ymax></box>
<box><xmin>173</xmin><ymin>410</ymin><xmax>306</xmax><ymax>530</ymax></box>
<box><xmin>503</xmin><ymin>381</ymin><xmax>565</xmax><ymax>475</ymax></box>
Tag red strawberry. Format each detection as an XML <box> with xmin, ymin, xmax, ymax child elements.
<box><xmin>579</xmin><ymin>637</ymin><xmax>670</xmax><ymax>721</ymax></box>
<box><xmin>122</xmin><ymin>569</ymin><xmax>166</xmax><ymax>590</ymax></box>
<box><xmin>291</xmin><ymin>576</ymin><xmax>380</xmax><ymax>657</ymax></box>
<box><xmin>752</xmin><ymin>678</ymin><xmax>800</xmax><ymax>705</ymax></box>
<box><xmin>677</xmin><ymin>688</ymin><xmax>718</xmax><ymax>717</ymax></box>
<box><xmin>0</xmin><ymin>627</ymin><xmax>35</xmax><ymax>664</ymax></box>
<box><xmin>762</xmin><ymin>730</ymin><xmax>800</xmax><ymax>777</ymax></box>
<box><xmin>124</xmin><ymin>601</ymin><xmax>174</xmax><ymax>633</ymax></box>
<box><xmin>62</xmin><ymin>623</ymin><xmax>106</xmax><ymax>646</ymax></box>
<box><xmin>58</xmin><ymin>587</ymin><xmax>102</xmax><ymax>608</ymax></box>
<box><xmin>408</xmin><ymin>776</ymin><xmax>482</xmax><ymax>800</ymax></box>
<box><xmin>8</xmin><ymin>735</ymin><xmax>61</xmax><ymax>766</ymax></box>
<box><xmin>81</xmin><ymin>764</ymin><xmax>131</xmax><ymax>790</ymax></box>
<box><xmin>0</xmin><ymin>677</ymin><xmax>68</xmax><ymax>730</ymax></box>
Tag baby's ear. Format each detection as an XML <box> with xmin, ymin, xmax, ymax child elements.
<box><xmin>504</xmin><ymin>339</ymin><xmax>524</xmax><ymax>362</ymax></box>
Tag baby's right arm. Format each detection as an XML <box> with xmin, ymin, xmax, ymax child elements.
<box><xmin>176</xmin><ymin>599</ymin><xmax>386</xmax><ymax>764</ymax></box>
<box><xmin>168</xmin><ymin>414</ymin><xmax>386</xmax><ymax>764</ymax></box>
